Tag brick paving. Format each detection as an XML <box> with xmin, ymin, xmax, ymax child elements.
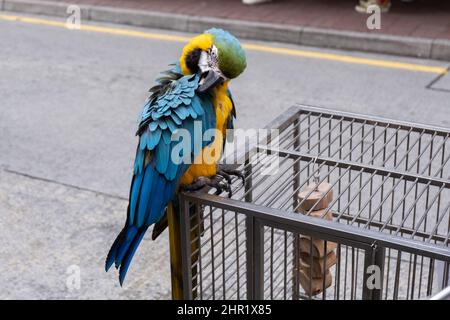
<box><xmin>36</xmin><ymin>0</ymin><xmax>450</xmax><ymax>40</ymax></box>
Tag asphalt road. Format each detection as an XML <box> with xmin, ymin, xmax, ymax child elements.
<box><xmin>0</xmin><ymin>13</ymin><xmax>449</xmax><ymax>299</ymax></box>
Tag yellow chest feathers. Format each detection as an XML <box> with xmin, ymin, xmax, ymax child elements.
<box><xmin>180</xmin><ymin>82</ymin><xmax>233</xmax><ymax>185</ymax></box>
<box><xmin>213</xmin><ymin>82</ymin><xmax>233</xmax><ymax>135</ymax></box>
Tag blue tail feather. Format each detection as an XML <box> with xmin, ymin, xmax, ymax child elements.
<box><xmin>119</xmin><ymin>228</ymin><xmax>148</xmax><ymax>286</ymax></box>
<box><xmin>114</xmin><ymin>226</ymin><xmax>138</xmax><ymax>268</ymax></box>
<box><xmin>105</xmin><ymin>225</ymin><xmax>148</xmax><ymax>285</ymax></box>
<box><xmin>105</xmin><ymin>227</ymin><xmax>125</xmax><ymax>272</ymax></box>
<box><xmin>106</xmin><ymin>163</ymin><xmax>180</xmax><ymax>284</ymax></box>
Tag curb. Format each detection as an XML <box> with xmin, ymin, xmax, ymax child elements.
<box><xmin>2</xmin><ymin>0</ymin><xmax>450</xmax><ymax>61</ymax></box>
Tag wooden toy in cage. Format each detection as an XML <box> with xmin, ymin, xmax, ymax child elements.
<box><xmin>296</xmin><ymin>160</ymin><xmax>337</xmax><ymax>296</ymax></box>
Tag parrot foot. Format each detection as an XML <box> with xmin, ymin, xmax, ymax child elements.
<box><xmin>181</xmin><ymin>175</ymin><xmax>232</xmax><ymax>197</ymax></box>
<box><xmin>217</xmin><ymin>164</ymin><xmax>246</xmax><ymax>185</ymax></box>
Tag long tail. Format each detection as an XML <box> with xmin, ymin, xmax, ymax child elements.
<box><xmin>105</xmin><ymin>223</ymin><xmax>148</xmax><ymax>286</ymax></box>
<box><xmin>105</xmin><ymin>165</ymin><xmax>180</xmax><ymax>285</ymax></box>
<box><xmin>105</xmin><ymin>144</ymin><xmax>184</xmax><ymax>286</ymax></box>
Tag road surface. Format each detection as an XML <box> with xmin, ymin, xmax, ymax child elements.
<box><xmin>0</xmin><ymin>12</ymin><xmax>449</xmax><ymax>299</ymax></box>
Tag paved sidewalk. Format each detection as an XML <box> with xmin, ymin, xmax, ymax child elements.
<box><xmin>3</xmin><ymin>0</ymin><xmax>450</xmax><ymax>60</ymax></box>
<box><xmin>0</xmin><ymin>169</ymin><xmax>171</xmax><ymax>299</ymax></box>
<box><xmin>27</xmin><ymin>0</ymin><xmax>450</xmax><ymax>40</ymax></box>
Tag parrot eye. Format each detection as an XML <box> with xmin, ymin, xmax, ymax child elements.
<box><xmin>209</xmin><ymin>46</ymin><xmax>217</xmax><ymax>57</ymax></box>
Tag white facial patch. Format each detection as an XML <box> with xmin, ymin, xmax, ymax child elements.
<box><xmin>198</xmin><ymin>50</ymin><xmax>209</xmax><ymax>74</ymax></box>
<box><xmin>209</xmin><ymin>45</ymin><xmax>219</xmax><ymax>68</ymax></box>
<box><xmin>198</xmin><ymin>45</ymin><xmax>220</xmax><ymax>73</ymax></box>
<box><xmin>197</xmin><ymin>45</ymin><xmax>227</xmax><ymax>88</ymax></box>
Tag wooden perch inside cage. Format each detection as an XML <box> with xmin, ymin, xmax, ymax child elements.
<box><xmin>296</xmin><ymin>182</ymin><xmax>337</xmax><ymax>296</ymax></box>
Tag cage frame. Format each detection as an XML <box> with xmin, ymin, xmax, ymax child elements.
<box><xmin>169</xmin><ymin>104</ymin><xmax>450</xmax><ymax>300</ymax></box>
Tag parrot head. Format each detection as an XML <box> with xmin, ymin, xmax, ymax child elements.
<box><xmin>180</xmin><ymin>28</ymin><xmax>247</xmax><ymax>92</ymax></box>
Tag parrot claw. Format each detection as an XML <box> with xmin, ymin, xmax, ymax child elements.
<box><xmin>181</xmin><ymin>175</ymin><xmax>232</xmax><ymax>198</ymax></box>
<box><xmin>217</xmin><ymin>164</ymin><xmax>246</xmax><ymax>185</ymax></box>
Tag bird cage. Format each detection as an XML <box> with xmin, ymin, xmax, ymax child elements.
<box><xmin>169</xmin><ymin>104</ymin><xmax>450</xmax><ymax>300</ymax></box>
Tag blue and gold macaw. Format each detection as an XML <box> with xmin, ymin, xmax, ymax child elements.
<box><xmin>105</xmin><ymin>28</ymin><xmax>247</xmax><ymax>285</ymax></box>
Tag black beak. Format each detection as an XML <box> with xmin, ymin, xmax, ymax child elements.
<box><xmin>197</xmin><ymin>70</ymin><xmax>225</xmax><ymax>93</ymax></box>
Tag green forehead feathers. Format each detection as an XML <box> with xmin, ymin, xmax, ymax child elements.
<box><xmin>206</xmin><ymin>28</ymin><xmax>247</xmax><ymax>79</ymax></box>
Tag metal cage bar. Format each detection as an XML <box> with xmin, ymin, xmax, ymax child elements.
<box><xmin>172</xmin><ymin>105</ymin><xmax>450</xmax><ymax>300</ymax></box>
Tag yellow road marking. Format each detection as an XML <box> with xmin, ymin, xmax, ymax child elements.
<box><xmin>0</xmin><ymin>14</ymin><xmax>192</xmax><ymax>42</ymax></box>
<box><xmin>243</xmin><ymin>43</ymin><xmax>447</xmax><ymax>74</ymax></box>
<box><xmin>1</xmin><ymin>13</ymin><xmax>447</xmax><ymax>75</ymax></box>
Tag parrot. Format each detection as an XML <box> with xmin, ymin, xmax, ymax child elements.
<box><xmin>105</xmin><ymin>28</ymin><xmax>247</xmax><ymax>285</ymax></box>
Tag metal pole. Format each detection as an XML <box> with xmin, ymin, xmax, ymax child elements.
<box><xmin>253</xmin><ymin>218</ymin><xmax>265</xmax><ymax>299</ymax></box>
<box><xmin>246</xmin><ymin>215</ymin><xmax>265</xmax><ymax>300</ymax></box>
<box><xmin>292</xmin><ymin>117</ymin><xmax>301</xmax><ymax>300</ymax></box>
<box><xmin>362</xmin><ymin>242</ymin><xmax>385</xmax><ymax>300</ymax></box>
<box><xmin>190</xmin><ymin>203</ymin><xmax>201</xmax><ymax>299</ymax></box>
<box><xmin>244</xmin><ymin>143</ymin><xmax>253</xmax><ymax>203</ymax></box>
<box><xmin>167</xmin><ymin>202</ymin><xmax>184</xmax><ymax>299</ymax></box>
<box><xmin>246</xmin><ymin>215</ymin><xmax>255</xmax><ymax>299</ymax></box>
<box><xmin>372</xmin><ymin>245</ymin><xmax>385</xmax><ymax>300</ymax></box>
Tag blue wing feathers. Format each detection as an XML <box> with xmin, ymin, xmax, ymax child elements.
<box><xmin>106</xmin><ymin>71</ymin><xmax>217</xmax><ymax>284</ymax></box>
<box><xmin>133</xmin><ymin>148</ymin><xmax>145</xmax><ymax>174</ymax></box>
<box><xmin>161</xmin><ymin>130</ymin><xmax>172</xmax><ymax>145</ymax></box>
<box><xmin>139</xmin><ymin>132</ymin><xmax>149</xmax><ymax>150</ymax></box>
<box><xmin>155</xmin><ymin>140</ymin><xmax>169</xmax><ymax>174</ymax></box>
<box><xmin>171</xmin><ymin>112</ymin><xmax>182</xmax><ymax>125</ymax></box>
<box><xmin>136</xmin><ymin>165</ymin><xmax>154</xmax><ymax>228</ymax></box>
<box><xmin>148</xmin><ymin>129</ymin><xmax>162</xmax><ymax>150</ymax></box>
<box><xmin>129</xmin><ymin>172</ymin><xmax>144</xmax><ymax>223</ymax></box>
<box><xmin>165</xmin><ymin>154</ymin><xmax>179</xmax><ymax>181</ymax></box>
<box><xmin>166</xmin><ymin>118</ymin><xmax>178</xmax><ymax>132</ymax></box>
